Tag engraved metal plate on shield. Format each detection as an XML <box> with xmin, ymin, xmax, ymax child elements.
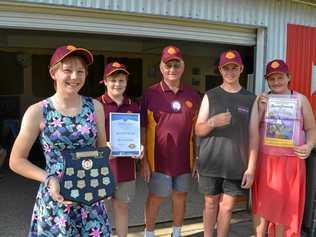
<box><xmin>85</xmin><ymin>192</ymin><xmax>93</xmax><ymax>202</ymax></box>
<box><xmin>77</xmin><ymin>170</ymin><xmax>85</xmax><ymax>179</ymax></box>
<box><xmin>70</xmin><ymin>189</ymin><xmax>79</xmax><ymax>198</ymax></box>
<box><xmin>77</xmin><ymin>180</ymin><xmax>86</xmax><ymax>189</ymax></box>
<box><xmin>98</xmin><ymin>189</ymin><xmax>106</xmax><ymax>197</ymax></box>
<box><xmin>64</xmin><ymin>180</ymin><xmax>73</xmax><ymax>189</ymax></box>
<box><xmin>100</xmin><ymin>167</ymin><xmax>109</xmax><ymax>176</ymax></box>
<box><xmin>90</xmin><ymin>179</ymin><xmax>99</xmax><ymax>188</ymax></box>
<box><xmin>90</xmin><ymin>169</ymin><xmax>99</xmax><ymax>178</ymax></box>
<box><xmin>102</xmin><ymin>177</ymin><xmax>110</xmax><ymax>185</ymax></box>
<box><xmin>66</xmin><ymin>168</ymin><xmax>75</xmax><ymax>176</ymax></box>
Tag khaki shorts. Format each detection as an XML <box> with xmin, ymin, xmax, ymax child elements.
<box><xmin>114</xmin><ymin>180</ymin><xmax>136</xmax><ymax>203</ymax></box>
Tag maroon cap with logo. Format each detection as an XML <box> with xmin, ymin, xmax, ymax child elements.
<box><xmin>161</xmin><ymin>45</ymin><xmax>183</xmax><ymax>63</ymax></box>
<box><xmin>99</xmin><ymin>62</ymin><xmax>129</xmax><ymax>84</ymax></box>
<box><xmin>49</xmin><ymin>45</ymin><xmax>93</xmax><ymax>68</ymax></box>
<box><xmin>265</xmin><ymin>59</ymin><xmax>289</xmax><ymax>78</ymax></box>
<box><xmin>104</xmin><ymin>62</ymin><xmax>129</xmax><ymax>77</ymax></box>
<box><xmin>219</xmin><ymin>50</ymin><xmax>243</xmax><ymax>68</ymax></box>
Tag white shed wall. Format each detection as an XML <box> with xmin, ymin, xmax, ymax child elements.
<box><xmin>12</xmin><ymin>0</ymin><xmax>316</xmax><ymax>61</ymax></box>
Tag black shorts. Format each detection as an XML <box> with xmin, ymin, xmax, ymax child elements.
<box><xmin>198</xmin><ymin>175</ymin><xmax>247</xmax><ymax>196</ymax></box>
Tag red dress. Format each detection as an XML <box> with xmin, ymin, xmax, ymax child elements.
<box><xmin>252</xmin><ymin>153</ymin><xmax>306</xmax><ymax>237</ymax></box>
<box><xmin>252</xmin><ymin>93</ymin><xmax>306</xmax><ymax>237</ymax></box>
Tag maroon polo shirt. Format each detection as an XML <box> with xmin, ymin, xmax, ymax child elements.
<box><xmin>141</xmin><ymin>80</ymin><xmax>200</xmax><ymax>176</ymax></box>
<box><xmin>98</xmin><ymin>93</ymin><xmax>140</xmax><ymax>183</ymax></box>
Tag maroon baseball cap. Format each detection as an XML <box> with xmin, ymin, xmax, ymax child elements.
<box><xmin>219</xmin><ymin>50</ymin><xmax>243</xmax><ymax>68</ymax></box>
<box><xmin>104</xmin><ymin>62</ymin><xmax>129</xmax><ymax>77</ymax></box>
<box><xmin>49</xmin><ymin>45</ymin><xmax>93</xmax><ymax>68</ymax></box>
<box><xmin>265</xmin><ymin>59</ymin><xmax>289</xmax><ymax>78</ymax></box>
<box><xmin>161</xmin><ymin>45</ymin><xmax>183</xmax><ymax>63</ymax></box>
<box><xmin>99</xmin><ymin>62</ymin><xmax>129</xmax><ymax>84</ymax></box>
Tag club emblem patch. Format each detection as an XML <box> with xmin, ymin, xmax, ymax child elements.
<box><xmin>225</xmin><ymin>51</ymin><xmax>236</xmax><ymax>59</ymax></box>
<box><xmin>271</xmin><ymin>61</ymin><xmax>280</xmax><ymax>69</ymax></box>
<box><xmin>82</xmin><ymin>159</ymin><xmax>93</xmax><ymax>170</ymax></box>
<box><xmin>167</xmin><ymin>47</ymin><xmax>176</xmax><ymax>55</ymax></box>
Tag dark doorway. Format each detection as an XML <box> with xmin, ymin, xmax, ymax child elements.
<box><xmin>205</xmin><ymin>75</ymin><xmax>223</xmax><ymax>91</ymax></box>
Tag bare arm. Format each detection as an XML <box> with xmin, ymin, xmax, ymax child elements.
<box><xmin>9</xmin><ymin>103</ymin><xmax>47</xmax><ymax>183</ymax></box>
<box><xmin>195</xmin><ymin>95</ymin><xmax>231</xmax><ymax>137</ymax></box>
<box><xmin>301</xmin><ymin>95</ymin><xmax>316</xmax><ymax>148</ymax></box>
<box><xmin>195</xmin><ymin>95</ymin><xmax>213</xmax><ymax>137</ymax></box>
<box><xmin>141</xmin><ymin>126</ymin><xmax>150</xmax><ymax>182</ymax></box>
<box><xmin>248</xmin><ymin>97</ymin><xmax>261</xmax><ymax>173</ymax></box>
<box><xmin>294</xmin><ymin>95</ymin><xmax>316</xmax><ymax>158</ymax></box>
<box><xmin>241</xmin><ymin>96</ymin><xmax>260</xmax><ymax>189</ymax></box>
<box><xmin>93</xmin><ymin>99</ymin><xmax>107</xmax><ymax>148</ymax></box>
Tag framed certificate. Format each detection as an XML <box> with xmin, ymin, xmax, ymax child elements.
<box><xmin>109</xmin><ymin>112</ymin><xmax>141</xmax><ymax>157</ymax></box>
<box><xmin>264</xmin><ymin>95</ymin><xmax>300</xmax><ymax>148</ymax></box>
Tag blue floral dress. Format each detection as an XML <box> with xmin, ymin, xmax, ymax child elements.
<box><xmin>29</xmin><ymin>96</ymin><xmax>111</xmax><ymax>237</ymax></box>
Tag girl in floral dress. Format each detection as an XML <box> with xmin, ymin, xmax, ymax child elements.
<box><xmin>9</xmin><ymin>45</ymin><xmax>111</xmax><ymax>237</ymax></box>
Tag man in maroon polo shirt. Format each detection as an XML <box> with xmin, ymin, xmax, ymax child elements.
<box><xmin>98</xmin><ymin>62</ymin><xmax>141</xmax><ymax>237</ymax></box>
<box><xmin>141</xmin><ymin>45</ymin><xmax>200</xmax><ymax>237</ymax></box>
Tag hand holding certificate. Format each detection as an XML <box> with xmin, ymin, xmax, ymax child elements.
<box><xmin>109</xmin><ymin>112</ymin><xmax>141</xmax><ymax>157</ymax></box>
<box><xmin>264</xmin><ymin>95</ymin><xmax>301</xmax><ymax>148</ymax></box>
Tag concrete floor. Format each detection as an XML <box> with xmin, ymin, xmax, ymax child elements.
<box><xmin>119</xmin><ymin>212</ymin><xmax>253</xmax><ymax>237</ymax></box>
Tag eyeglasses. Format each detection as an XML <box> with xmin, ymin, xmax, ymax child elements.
<box><xmin>164</xmin><ymin>62</ymin><xmax>182</xmax><ymax>69</ymax></box>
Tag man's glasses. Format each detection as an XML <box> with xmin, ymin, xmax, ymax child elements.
<box><xmin>164</xmin><ymin>62</ymin><xmax>182</xmax><ymax>69</ymax></box>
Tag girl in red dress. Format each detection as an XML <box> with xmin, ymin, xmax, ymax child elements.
<box><xmin>249</xmin><ymin>59</ymin><xmax>316</xmax><ymax>237</ymax></box>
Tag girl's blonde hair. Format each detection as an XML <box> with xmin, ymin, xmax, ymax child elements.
<box><xmin>49</xmin><ymin>55</ymin><xmax>88</xmax><ymax>75</ymax></box>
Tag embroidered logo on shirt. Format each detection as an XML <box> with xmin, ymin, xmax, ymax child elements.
<box><xmin>185</xmin><ymin>100</ymin><xmax>193</xmax><ymax>109</ymax></box>
<box><xmin>237</xmin><ymin>105</ymin><xmax>249</xmax><ymax>113</ymax></box>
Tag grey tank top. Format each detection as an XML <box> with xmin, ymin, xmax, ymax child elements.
<box><xmin>197</xmin><ymin>86</ymin><xmax>256</xmax><ymax>180</ymax></box>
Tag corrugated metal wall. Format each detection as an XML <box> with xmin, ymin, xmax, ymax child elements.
<box><xmin>287</xmin><ymin>24</ymin><xmax>316</xmax><ymax>113</ymax></box>
<box><xmin>14</xmin><ymin>0</ymin><xmax>316</xmax><ymax>62</ymax></box>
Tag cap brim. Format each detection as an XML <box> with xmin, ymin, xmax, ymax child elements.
<box><xmin>51</xmin><ymin>48</ymin><xmax>93</xmax><ymax>67</ymax></box>
<box><xmin>71</xmin><ymin>48</ymin><xmax>94</xmax><ymax>65</ymax></box>
<box><xmin>219</xmin><ymin>61</ymin><xmax>242</xmax><ymax>68</ymax></box>
<box><xmin>106</xmin><ymin>68</ymin><xmax>130</xmax><ymax>77</ymax></box>
<box><xmin>265</xmin><ymin>71</ymin><xmax>288</xmax><ymax>78</ymax></box>
<box><xmin>162</xmin><ymin>56</ymin><xmax>182</xmax><ymax>63</ymax></box>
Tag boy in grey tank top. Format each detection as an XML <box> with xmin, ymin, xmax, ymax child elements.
<box><xmin>195</xmin><ymin>50</ymin><xmax>256</xmax><ymax>237</ymax></box>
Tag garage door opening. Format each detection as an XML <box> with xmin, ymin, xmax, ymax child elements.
<box><xmin>0</xmin><ymin>28</ymin><xmax>255</xmax><ymax>232</ymax></box>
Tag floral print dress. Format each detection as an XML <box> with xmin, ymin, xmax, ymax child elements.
<box><xmin>29</xmin><ymin>96</ymin><xmax>111</xmax><ymax>237</ymax></box>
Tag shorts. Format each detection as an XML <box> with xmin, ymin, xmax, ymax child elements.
<box><xmin>113</xmin><ymin>180</ymin><xmax>136</xmax><ymax>203</ymax></box>
<box><xmin>198</xmin><ymin>175</ymin><xmax>247</xmax><ymax>196</ymax></box>
<box><xmin>148</xmin><ymin>172</ymin><xmax>192</xmax><ymax>197</ymax></box>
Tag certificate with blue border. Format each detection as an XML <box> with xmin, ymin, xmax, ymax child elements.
<box><xmin>109</xmin><ymin>112</ymin><xmax>141</xmax><ymax>157</ymax></box>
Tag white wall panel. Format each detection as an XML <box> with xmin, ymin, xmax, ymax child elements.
<box><xmin>9</xmin><ymin>0</ymin><xmax>316</xmax><ymax>61</ymax></box>
<box><xmin>2</xmin><ymin>0</ymin><xmax>316</xmax><ymax>93</ymax></box>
